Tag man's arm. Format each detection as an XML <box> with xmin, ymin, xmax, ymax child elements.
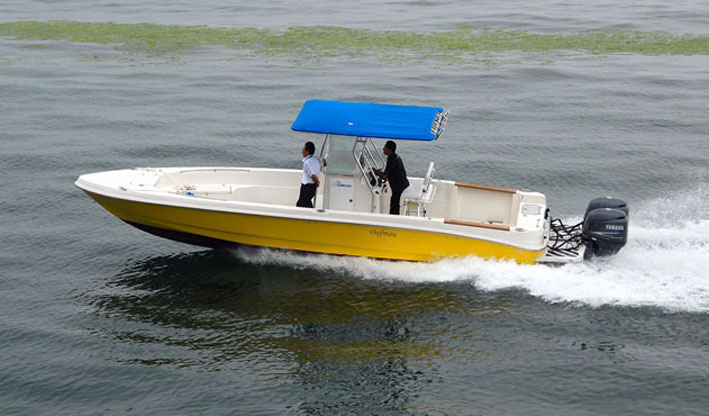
<box><xmin>374</xmin><ymin>158</ymin><xmax>393</xmax><ymax>179</ymax></box>
<box><xmin>308</xmin><ymin>159</ymin><xmax>320</xmax><ymax>187</ymax></box>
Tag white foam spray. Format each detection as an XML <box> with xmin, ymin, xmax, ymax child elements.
<box><xmin>232</xmin><ymin>183</ymin><xmax>709</xmax><ymax>313</ymax></box>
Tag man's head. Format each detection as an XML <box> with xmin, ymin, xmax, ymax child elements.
<box><xmin>302</xmin><ymin>141</ymin><xmax>315</xmax><ymax>157</ymax></box>
<box><xmin>383</xmin><ymin>140</ymin><xmax>397</xmax><ymax>156</ymax></box>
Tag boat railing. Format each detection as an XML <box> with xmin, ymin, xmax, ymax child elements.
<box><xmin>371</xmin><ymin>139</ymin><xmax>385</xmax><ymax>167</ymax></box>
<box><xmin>352</xmin><ymin>137</ymin><xmax>384</xmax><ymax>211</ymax></box>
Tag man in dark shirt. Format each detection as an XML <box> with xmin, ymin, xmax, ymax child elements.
<box><xmin>374</xmin><ymin>140</ymin><xmax>410</xmax><ymax>215</ymax></box>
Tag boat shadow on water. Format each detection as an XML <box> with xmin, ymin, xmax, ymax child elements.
<box><xmin>83</xmin><ymin>248</ymin><xmax>521</xmax><ymax>411</ymax></box>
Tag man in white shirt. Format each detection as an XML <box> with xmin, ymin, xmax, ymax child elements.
<box><xmin>296</xmin><ymin>141</ymin><xmax>320</xmax><ymax>208</ymax></box>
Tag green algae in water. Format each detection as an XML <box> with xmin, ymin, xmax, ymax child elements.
<box><xmin>0</xmin><ymin>21</ymin><xmax>707</xmax><ymax>63</ymax></box>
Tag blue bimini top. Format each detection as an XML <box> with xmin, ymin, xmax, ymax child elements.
<box><xmin>291</xmin><ymin>100</ymin><xmax>448</xmax><ymax>141</ymax></box>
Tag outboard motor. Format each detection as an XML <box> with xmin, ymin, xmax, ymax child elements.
<box><xmin>582</xmin><ymin>197</ymin><xmax>629</xmax><ymax>260</ymax></box>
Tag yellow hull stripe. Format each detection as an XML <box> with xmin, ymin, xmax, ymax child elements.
<box><xmin>86</xmin><ymin>192</ymin><xmax>545</xmax><ymax>264</ymax></box>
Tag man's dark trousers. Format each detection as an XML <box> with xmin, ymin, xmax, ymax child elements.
<box><xmin>297</xmin><ymin>183</ymin><xmax>317</xmax><ymax>208</ymax></box>
<box><xmin>389</xmin><ymin>186</ymin><xmax>407</xmax><ymax>215</ymax></box>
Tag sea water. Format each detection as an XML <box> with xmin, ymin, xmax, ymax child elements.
<box><xmin>1</xmin><ymin>1</ymin><xmax>708</xmax><ymax>414</ymax></box>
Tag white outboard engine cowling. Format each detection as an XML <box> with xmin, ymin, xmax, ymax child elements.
<box><xmin>582</xmin><ymin>197</ymin><xmax>629</xmax><ymax>260</ymax></box>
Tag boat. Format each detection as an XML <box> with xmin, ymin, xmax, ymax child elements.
<box><xmin>75</xmin><ymin>99</ymin><xmax>629</xmax><ymax>264</ymax></box>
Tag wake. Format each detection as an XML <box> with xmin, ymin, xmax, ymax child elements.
<box><xmin>231</xmin><ymin>183</ymin><xmax>709</xmax><ymax>313</ymax></box>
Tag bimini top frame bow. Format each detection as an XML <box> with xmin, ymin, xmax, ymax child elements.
<box><xmin>291</xmin><ymin>99</ymin><xmax>448</xmax><ymax>141</ymax></box>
